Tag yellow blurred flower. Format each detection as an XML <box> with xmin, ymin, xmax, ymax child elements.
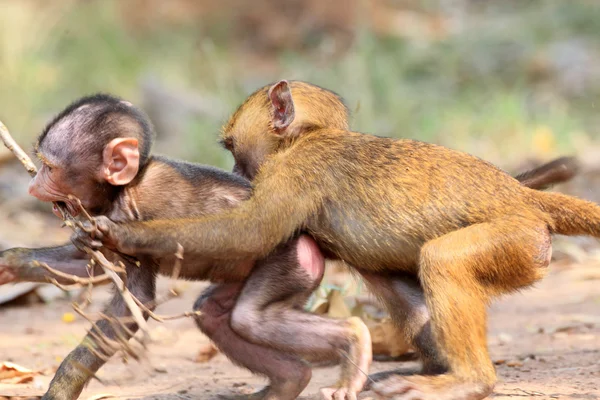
<box><xmin>531</xmin><ymin>126</ymin><xmax>556</xmax><ymax>155</ymax></box>
<box><xmin>61</xmin><ymin>312</ymin><xmax>75</xmax><ymax>324</ymax></box>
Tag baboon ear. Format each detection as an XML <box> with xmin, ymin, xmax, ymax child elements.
<box><xmin>101</xmin><ymin>137</ymin><xmax>140</xmax><ymax>186</ymax></box>
<box><xmin>268</xmin><ymin>80</ymin><xmax>295</xmax><ymax>133</ymax></box>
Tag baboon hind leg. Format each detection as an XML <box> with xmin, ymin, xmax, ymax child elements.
<box><xmin>373</xmin><ymin>216</ymin><xmax>552</xmax><ymax>400</ymax></box>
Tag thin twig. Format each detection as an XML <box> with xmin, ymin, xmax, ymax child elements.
<box><xmin>49</xmin><ymin>280</ymin><xmax>95</xmax><ymax>292</ymax></box>
<box><xmin>33</xmin><ymin>260</ymin><xmax>110</xmax><ymax>286</ymax></box>
<box><xmin>158</xmin><ymin>310</ymin><xmax>203</xmax><ymax>321</ymax></box>
<box><xmin>0</xmin><ymin>121</ymin><xmax>202</xmax><ymax>365</ymax></box>
<box><xmin>74</xmin><ymin>305</ymin><xmax>145</xmax><ymax>363</ymax></box>
<box><xmin>83</xmin><ymin>248</ymin><xmax>152</xmax><ymax>341</ymax></box>
<box><xmin>78</xmin><ymin>281</ymin><xmax>95</xmax><ymax>309</ymax></box>
<box><xmin>0</xmin><ymin>120</ymin><xmax>37</xmax><ymax>177</ymax></box>
<box><xmin>338</xmin><ymin>348</ymin><xmax>375</xmax><ymax>385</ymax></box>
<box><xmin>169</xmin><ymin>243</ymin><xmax>184</xmax><ymax>295</ymax></box>
<box><xmin>97</xmin><ymin>312</ymin><xmax>139</xmax><ymax>340</ymax></box>
<box><xmin>0</xmin><ymin>122</ymin><xmax>151</xmax><ymax>339</ymax></box>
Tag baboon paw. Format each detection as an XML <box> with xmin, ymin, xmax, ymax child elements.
<box><xmin>372</xmin><ymin>376</ymin><xmax>424</xmax><ymax>400</ymax></box>
<box><xmin>320</xmin><ymin>386</ymin><xmax>359</xmax><ymax>400</ymax></box>
<box><xmin>372</xmin><ymin>375</ymin><xmax>492</xmax><ymax>400</ymax></box>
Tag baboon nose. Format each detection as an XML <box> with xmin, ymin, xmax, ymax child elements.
<box><xmin>28</xmin><ymin>179</ymin><xmax>39</xmax><ymax>198</ymax></box>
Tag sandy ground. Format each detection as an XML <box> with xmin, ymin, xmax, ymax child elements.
<box><xmin>0</xmin><ymin>161</ymin><xmax>599</xmax><ymax>399</ymax></box>
<box><xmin>0</xmin><ymin>256</ymin><xmax>598</xmax><ymax>400</ymax></box>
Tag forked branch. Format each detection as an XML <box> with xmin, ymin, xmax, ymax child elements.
<box><xmin>0</xmin><ymin>120</ymin><xmax>199</xmax><ymax>364</ymax></box>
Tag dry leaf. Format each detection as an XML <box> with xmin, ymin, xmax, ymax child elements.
<box><xmin>327</xmin><ymin>290</ymin><xmax>352</xmax><ymax>319</ymax></box>
<box><xmin>0</xmin><ymin>362</ymin><xmax>40</xmax><ymax>384</ymax></box>
<box><xmin>309</xmin><ymin>287</ymin><xmax>411</xmax><ymax>357</ymax></box>
<box><xmin>0</xmin><ymin>374</ymin><xmax>37</xmax><ymax>384</ymax></box>
<box><xmin>0</xmin><ymin>361</ymin><xmax>32</xmax><ymax>378</ymax></box>
<box><xmin>309</xmin><ymin>288</ymin><xmax>352</xmax><ymax>317</ymax></box>
<box><xmin>311</xmin><ymin>298</ymin><xmax>330</xmax><ymax>315</ymax></box>
<box><xmin>368</xmin><ymin>318</ymin><xmax>412</xmax><ymax>357</ymax></box>
<box><xmin>0</xmin><ymin>397</ymin><xmax>40</xmax><ymax>400</ymax></box>
<box><xmin>350</xmin><ymin>302</ymin><xmax>367</xmax><ymax>319</ymax></box>
<box><xmin>195</xmin><ymin>342</ymin><xmax>219</xmax><ymax>363</ymax></box>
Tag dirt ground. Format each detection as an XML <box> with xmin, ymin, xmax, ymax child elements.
<box><xmin>0</xmin><ymin>160</ymin><xmax>599</xmax><ymax>400</ymax></box>
<box><xmin>0</xmin><ymin>255</ymin><xmax>599</xmax><ymax>400</ymax></box>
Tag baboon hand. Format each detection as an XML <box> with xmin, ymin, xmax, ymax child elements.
<box><xmin>0</xmin><ymin>264</ymin><xmax>17</xmax><ymax>285</ymax></box>
<box><xmin>71</xmin><ymin>215</ymin><xmax>123</xmax><ymax>254</ymax></box>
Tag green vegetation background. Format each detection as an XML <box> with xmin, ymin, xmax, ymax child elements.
<box><xmin>1</xmin><ymin>0</ymin><xmax>599</xmax><ymax>170</ymax></box>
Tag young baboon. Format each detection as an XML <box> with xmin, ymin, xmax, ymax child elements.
<box><xmin>0</xmin><ymin>94</ymin><xmax>371</xmax><ymax>400</ymax></box>
<box><xmin>71</xmin><ymin>81</ymin><xmax>596</xmax><ymax>400</ymax></box>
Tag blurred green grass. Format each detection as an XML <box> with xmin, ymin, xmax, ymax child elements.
<box><xmin>0</xmin><ymin>0</ymin><xmax>599</xmax><ymax>170</ymax></box>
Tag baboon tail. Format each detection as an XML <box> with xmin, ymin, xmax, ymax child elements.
<box><xmin>533</xmin><ymin>191</ymin><xmax>600</xmax><ymax>237</ymax></box>
<box><xmin>515</xmin><ymin>156</ymin><xmax>579</xmax><ymax>191</ymax></box>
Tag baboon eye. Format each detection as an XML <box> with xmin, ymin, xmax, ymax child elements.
<box><xmin>220</xmin><ymin>137</ymin><xmax>235</xmax><ymax>152</ymax></box>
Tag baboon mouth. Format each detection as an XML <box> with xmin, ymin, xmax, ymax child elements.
<box><xmin>53</xmin><ymin>201</ymin><xmax>81</xmax><ymax>218</ymax></box>
<box><xmin>53</xmin><ymin>202</ymin><xmax>67</xmax><ymax>218</ymax></box>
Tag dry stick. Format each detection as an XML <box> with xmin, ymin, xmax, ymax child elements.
<box><xmin>33</xmin><ymin>260</ymin><xmax>111</xmax><ymax>286</ymax></box>
<box><xmin>0</xmin><ymin>120</ymin><xmax>151</xmax><ymax>340</ymax></box>
<box><xmin>83</xmin><ymin>247</ymin><xmax>152</xmax><ymax>342</ymax></box>
<box><xmin>74</xmin><ymin>304</ymin><xmax>145</xmax><ymax>364</ymax></box>
<box><xmin>170</xmin><ymin>244</ymin><xmax>184</xmax><ymax>290</ymax></box>
<box><xmin>0</xmin><ymin>120</ymin><xmax>37</xmax><ymax>176</ymax></box>
<box><xmin>78</xmin><ymin>262</ymin><xmax>99</xmax><ymax>309</ymax></box>
<box><xmin>74</xmin><ymin>204</ymin><xmax>195</xmax><ymax>322</ymax></box>
<box><xmin>127</xmin><ymin>244</ymin><xmax>201</xmax><ymax>322</ymax></box>
<box><xmin>2</xmin><ymin>120</ymin><xmax>201</xmax><ymax>372</ymax></box>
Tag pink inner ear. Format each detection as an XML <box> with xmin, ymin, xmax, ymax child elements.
<box><xmin>269</xmin><ymin>81</ymin><xmax>289</xmax><ymax>107</ymax></box>
<box><xmin>102</xmin><ymin>138</ymin><xmax>140</xmax><ymax>186</ymax></box>
<box><xmin>268</xmin><ymin>81</ymin><xmax>295</xmax><ymax>131</ymax></box>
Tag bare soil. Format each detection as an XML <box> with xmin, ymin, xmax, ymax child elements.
<box><xmin>0</xmin><ymin>257</ymin><xmax>598</xmax><ymax>400</ymax></box>
<box><xmin>0</xmin><ymin>162</ymin><xmax>599</xmax><ymax>399</ymax></box>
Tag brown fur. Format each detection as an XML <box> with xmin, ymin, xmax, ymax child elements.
<box><xmin>90</xmin><ymin>80</ymin><xmax>598</xmax><ymax>399</ymax></box>
<box><xmin>119</xmin><ymin>157</ymin><xmax>250</xmax><ymax>222</ymax></box>
<box><xmin>1</xmin><ymin>93</ymin><xmax>373</xmax><ymax>400</ymax></box>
